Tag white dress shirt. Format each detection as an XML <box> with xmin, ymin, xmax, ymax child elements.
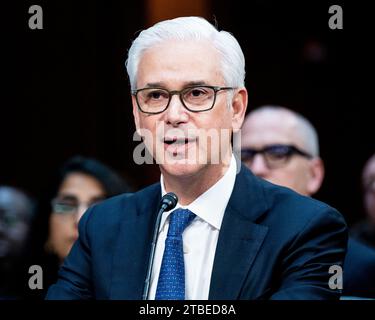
<box><xmin>148</xmin><ymin>154</ymin><xmax>237</xmax><ymax>300</ymax></box>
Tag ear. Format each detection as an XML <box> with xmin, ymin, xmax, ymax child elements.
<box><xmin>231</xmin><ymin>87</ymin><xmax>248</xmax><ymax>133</ymax></box>
<box><xmin>132</xmin><ymin>95</ymin><xmax>141</xmax><ymax>136</ymax></box>
<box><xmin>306</xmin><ymin>157</ymin><xmax>325</xmax><ymax>195</ymax></box>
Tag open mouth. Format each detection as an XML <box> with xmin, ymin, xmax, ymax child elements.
<box><xmin>163</xmin><ymin>137</ymin><xmax>195</xmax><ymax>145</ymax></box>
<box><xmin>163</xmin><ymin>136</ymin><xmax>197</xmax><ymax>155</ymax></box>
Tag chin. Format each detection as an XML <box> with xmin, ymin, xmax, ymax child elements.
<box><xmin>160</xmin><ymin>161</ymin><xmax>206</xmax><ymax>179</ymax></box>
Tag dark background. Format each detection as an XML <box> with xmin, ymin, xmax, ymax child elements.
<box><xmin>1</xmin><ymin>1</ymin><xmax>373</xmax><ymax>226</ymax></box>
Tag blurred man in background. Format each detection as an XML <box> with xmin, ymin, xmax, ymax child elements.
<box><xmin>241</xmin><ymin>105</ymin><xmax>375</xmax><ymax>298</ymax></box>
<box><xmin>0</xmin><ymin>186</ymin><xmax>34</xmax><ymax>299</ymax></box>
<box><xmin>351</xmin><ymin>154</ymin><xmax>375</xmax><ymax>249</ymax></box>
<box><xmin>241</xmin><ymin>105</ymin><xmax>324</xmax><ymax>196</ymax></box>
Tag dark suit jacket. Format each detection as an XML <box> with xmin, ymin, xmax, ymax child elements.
<box><xmin>343</xmin><ymin>238</ymin><xmax>375</xmax><ymax>298</ymax></box>
<box><xmin>46</xmin><ymin>165</ymin><xmax>348</xmax><ymax>300</ymax></box>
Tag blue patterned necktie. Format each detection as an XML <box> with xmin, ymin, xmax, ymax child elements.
<box><xmin>155</xmin><ymin>208</ymin><xmax>196</xmax><ymax>300</ymax></box>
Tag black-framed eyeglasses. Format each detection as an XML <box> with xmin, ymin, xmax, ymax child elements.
<box><xmin>132</xmin><ymin>85</ymin><xmax>236</xmax><ymax>114</ymax></box>
<box><xmin>241</xmin><ymin>144</ymin><xmax>313</xmax><ymax>169</ymax></box>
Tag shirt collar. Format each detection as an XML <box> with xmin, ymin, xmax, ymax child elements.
<box><xmin>160</xmin><ymin>154</ymin><xmax>237</xmax><ymax>231</ymax></box>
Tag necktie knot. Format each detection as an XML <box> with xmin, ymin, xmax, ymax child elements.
<box><xmin>167</xmin><ymin>208</ymin><xmax>196</xmax><ymax>237</ymax></box>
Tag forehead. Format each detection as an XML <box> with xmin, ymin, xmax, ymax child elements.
<box><xmin>58</xmin><ymin>173</ymin><xmax>105</xmax><ymax>198</ymax></box>
<box><xmin>241</xmin><ymin>111</ymin><xmax>304</xmax><ymax>148</ymax></box>
<box><xmin>136</xmin><ymin>39</ymin><xmax>223</xmax><ymax>88</ymax></box>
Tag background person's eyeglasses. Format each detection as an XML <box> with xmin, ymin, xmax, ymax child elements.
<box><xmin>241</xmin><ymin>144</ymin><xmax>313</xmax><ymax>169</ymax></box>
<box><xmin>51</xmin><ymin>197</ymin><xmax>104</xmax><ymax>216</ymax></box>
<box><xmin>132</xmin><ymin>85</ymin><xmax>235</xmax><ymax>114</ymax></box>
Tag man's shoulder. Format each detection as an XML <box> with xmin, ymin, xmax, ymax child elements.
<box><xmin>259</xmin><ymin>176</ymin><xmax>346</xmax><ymax>231</ymax></box>
<box><xmin>236</xmin><ymin>165</ymin><xmax>345</xmax><ymax>228</ymax></box>
<box><xmin>82</xmin><ymin>182</ymin><xmax>161</xmax><ymax>226</ymax></box>
<box><xmin>263</xmin><ymin>177</ymin><xmax>333</xmax><ymax>213</ymax></box>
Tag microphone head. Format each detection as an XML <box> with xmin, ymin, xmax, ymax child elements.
<box><xmin>160</xmin><ymin>192</ymin><xmax>178</xmax><ymax>211</ymax></box>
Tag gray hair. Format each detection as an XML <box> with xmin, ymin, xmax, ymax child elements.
<box><xmin>250</xmin><ymin>106</ymin><xmax>320</xmax><ymax>157</ymax></box>
<box><xmin>125</xmin><ymin>16</ymin><xmax>245</xmax><ymax>90</ymax></box>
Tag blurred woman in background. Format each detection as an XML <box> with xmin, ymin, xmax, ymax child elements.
<box><xmin>45</xmin><ymin>156</ymin><xmax>130</xmax><ymax>262</ymax></box>
<box><xmin>29</xmin><ymin>155</ymin><xmax>130</xmax><ymax>298</ymax></box>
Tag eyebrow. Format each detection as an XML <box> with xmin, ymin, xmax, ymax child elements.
<box><xmin>57</xmin><ymin>194</ymin><xmax>106</xmax><ymax>202</ymax></box>
<box><xmin>57</xmin><ymin>194</ymin><xmax>79</xmax><ymax>202</ymax></box>
<box><xmin>144</xmin><ymin>80</ymin><xmax>209</xmax><ymax>88</ymax></box>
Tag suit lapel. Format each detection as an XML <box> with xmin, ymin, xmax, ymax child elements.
<box><xmin>110</xmin><ymin>183</ymin><xmax>161</xmax><ymax>299</ymax></box>
<box><xmin>209</xmin><ymin>165</ymin><xmax>269</xmax><ymax>299</ymax></box>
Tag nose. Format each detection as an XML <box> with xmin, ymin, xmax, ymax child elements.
<box><xmin>248</xmin><ymin>154</ymin><xmax>270</xmax><ymax>178</ymax></box>
<box><xmin>164</xmin><ymin>94</ymin><xmax>188</xmax><ymax>127</ymax></box>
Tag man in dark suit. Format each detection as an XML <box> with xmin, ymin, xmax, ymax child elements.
<box><xmin>46</xmin><ymin>17</ymin><xmax>347</xmax><ymax>300</ymax></box>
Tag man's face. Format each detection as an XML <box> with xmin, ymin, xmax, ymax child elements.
<box><xmin>241</xmin><ymin>111</ymin><xmax>320</xmax><ymax>196</ymax></box>
<box><xmin>132</xmin><ymin>40</ymin><xmax>246</xmax><ymax>181</ymax></box>
<box><xmin>0</xmin><ymin>189</ymin><xmax>31</xmax><ymax>259</ymax></box>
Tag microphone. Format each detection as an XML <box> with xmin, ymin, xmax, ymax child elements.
<box><xmin>142</xmin><ymin>192</ymin><xmax>178</xmax><ymax>300</ymax></box>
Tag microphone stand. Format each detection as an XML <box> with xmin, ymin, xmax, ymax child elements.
<box><xmin>142</xmin><ymin>193</ymin><xmax>178</xmax><ymax>300</ymax></box>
